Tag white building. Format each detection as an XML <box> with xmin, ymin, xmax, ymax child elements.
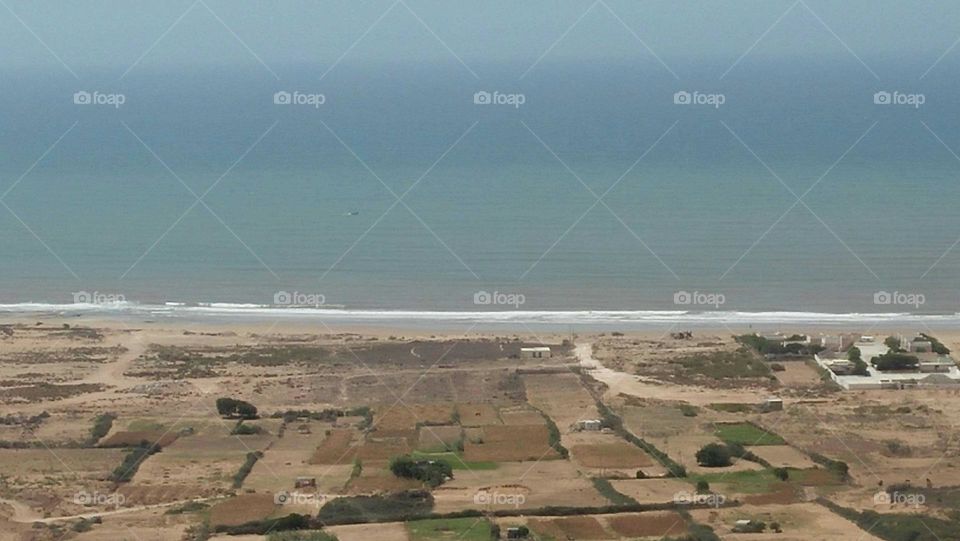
<box><xmin>520</xmin><ymin>346</ymin><xmax>551</xmax><ymax>359</ymax></box>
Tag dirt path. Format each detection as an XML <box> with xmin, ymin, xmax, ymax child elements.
<box><xmin>0</xmin><ymin>498</ymin><xmax>42</xmax><ymax>523</ymax></box>
<box><xmin>576</xmin><ymin>342</ymin><xmax>768</xmax><ymax>405</ymax></box>
<box><xmin>80</xmin><ymin>335</ymin><xmax>148</xmax><ymax>389</ymax></box>
<box><xmin>1</xmin><ymin>496</ymin><xmax>214</xmax><ymax>524</ymax></box>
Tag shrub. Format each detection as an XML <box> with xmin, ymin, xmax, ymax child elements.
<box><xmin>110</xmin><ymin>442</ymin><xmax>160</xmax><ymax>482</ymax></box>
<box><xmin>231</xmin><ymin>422</ymin><xmax>265</xmax><ymax>435</ymax></box>
<box><xmin>233</xmin><ymin>451</ymin><xmax>263</xmax><ymax>488</ymax></box>
<box><xmin>87</xmin><ymin>413</ymin><xmax>116</xmax><ymax>446</ymax></box>
<box><xmin>696</xmin><ymin>443</ymin><xmax>732</xmax><ymax>467</ymax></box>
<box><xmin>214</xmin><ymin>514</ymin><xmax>310</xmax><ymax>535</ymax></box>
<box><xmin>773</xmin><ymin>467</ymin><xmax>789</xmax><ymax>481</ymax></box>
<box><xmin>696</xmin><ymin>480</ymin><xmax>710</xmax><ymax>493</ymax></box>
<box><xmin>216</xmin><ymin>397</ymin><xmax>258</xmax><ymax>419</ymax></box>
<box><xmin>871</xmin><ymin>353</ymin><xmax>919</xmax><ymax>371</ymax></box>
<box><xmin>390</xmin><ymin>456</ymin><xmax>452</xmax><ymax>487</ymax></box>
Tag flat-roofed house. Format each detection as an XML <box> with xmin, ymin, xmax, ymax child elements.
<box><xmin>520</xmin><ymin>346</ymin><xmax>551</xmax><ymax>359</ymax></box>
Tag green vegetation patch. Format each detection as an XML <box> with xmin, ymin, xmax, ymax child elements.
<box><xmin>390</xmin><ymin>456</ymin><xmax>453</xmax><ymax>487</ymax></box>
<box><xmin>232</xmin><ymin>451</ymin><xmax>263</xmax><ymax>488</ymax></box>
<box><xmin>819</xmin><ymin>498</ymin><xmax>960</xmax><ymax>541</ymax></box>
<box><xmin>406</xmin><ymin>517</ymin><xmax>493</xmax><ymax>541</ymax></box>
<box><xmin>87</xmin><ymin>413</ymin><xmax>116</xmax><ymax>445</ymax></box>
<box><xmin>592</xmin><ymin>478</ymin><xmax>638</xmax><ymax>505</ymax></box>
<box><xmin>706</xmin><ymin>403</ymin><xmax>754</xmax><ymax>413</ymax></box>
<box><xmin>714</xmin><ymin>422</ymin><xmax>785</xmax><ymax>446</ymax></box>
<box><xmin>409</xmin><ymin>450</ymin><xmax>498</xmax><ymax>471</ymax></box>
<box><xmin>267</xmin><ymin>531</ymin><xmax>339</xmax><ymax>541</ymax></box>
<box><xmin>670</xmin><ymin>347</ymin><xmax>771</xmax><ymax>380</ymax></box>
<box><xmin>109</xmin><ymin>442</ymin><xmax>160</xmax><ymax>482</ymax></box>
<box><xmin>317</xmin><ymin>490</ymin><xmax>434</xmax><ymax>525</ymax></box>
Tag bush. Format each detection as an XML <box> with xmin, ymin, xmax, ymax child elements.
<box><xmin>267</xmin><ymin>531</ymin><xmax>339</xmax><ymax>541</ymax></box>
<box><xmin>317</xmin><ymin>491</ymin><xmax>434</xmax><ymax>525</ymax></box>
<box><xmin>87</xmin><ymin>413</ymin><xmax>116</xmax><ymax>446</ymax></box>
<box><xmin>390</xmin><ymin>456</ymin><xmax>452</xmax><ymax>487</ymax></box>
<box><xmin>696</xmin><ymin>480</ymin><xmax>710</xmax><ymax>493</ymax></box>
<box><xmin>871</xmin><ymin>353</ymin><xmax>919</xmax><ymax>371</ymax></box>
<box><xmin>214</xmin><ymin>514</ymin><xmax>310</xmax><ymax>535</ymax></box>
<box><xmin>774</xmin><ymin>467</ymin><xmax>789</xmax><ymax>481</ymax></box>
<box><xmin>215</xmin><ymin>397</ymin><xmax>258</xmax><ymax>419</ymax></box>
<box><xmin>231</xmin><ymin>422</ymin><xmax>264</xmax><ymax>435</ymax></box>
<box><xmin>696</xmin><ymin>443</ymin><xmax>732</xmax><ymax>467</ymax></box>
<box><xmin>810</xmin><ymin>453</ymin><xmax>850</xmax><ymax>481</ymax></box>
<box><xmin>233</xmin><ymin>451</ymin><xmax>263</xmax><ymax>488</ymax></box>
<box><xmin>110</xmin><ymin>442</ymin><xmax>160</xmax><ymax>482</ymax></box>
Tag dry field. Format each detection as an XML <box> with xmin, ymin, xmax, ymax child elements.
<box><xmin>609</xmin><ymin>478</ymin><xmax>694</xmax><ymax>504</ymax></box>
<box><xmin>456</xmin><ymin>403</ymin><xmax>501</xmax><ymax>427</ymax></box>
<box><xmin>374</xmin><ymin>404</ymin><xmax>455</xmax><ymax>431</ymax></box>
<box><xmin>243</xmin><ymin>420</ymin><xmax>354</xmax><ymax>494</ymax></box>
<box><xmin>309</xmin><ymin>429</ymin><xmax>362</xmax><ymax>465</ymax></box>
<box><xmin>529</xmin><ymin>515</ymin><xmax>611</xmax><ymax>539</ymax></box>
<box><xmin>523</xmin><ymin>373</ymin><xmax>599</xmax><ymax>431</ymax></box>
<box><xmin>463</xmin><ymin>425</ymin><xmax>558</xmax><ymax>462</ymax></box>
<box><xmin>132</xmin><ymin>425</ymin><xmax>274</xmax><ymax>490</ymax></box>
<box><xmin>208</xmin><ymin>493</ymin><xmax>276</xmax><ymax>527</ymax></box>
<box><xmin>691</xmin><ymin>502</ymin><xmax>885</xmax><ymax>541</ymax></box>
<box><xmin>432</xmin><ymin>460</ymin><xmax>609</xmax><ymax>512</ymax></box>
<box><xmin>416</xmin><ymin>425</ymin><xmax>462</xmax><ymax>451</ymax></box>
<box><xmin>4</xmin><ymin>321</ymin><xmax>959</xmax><ymax>540</ymax></box>
<box><xmin>603</xmin><ymin>511</ymin><xmax>688</xmax><ymax>538</ymax></box>
<box><xmin>570</xmin><ymin>441</ymin><xmax>655</xmax><ymax>469</ymax></box>
<box><xmin>328</xmin><ymin>521</ymin><xmax>410</xmax><ymax>541</ymax></box>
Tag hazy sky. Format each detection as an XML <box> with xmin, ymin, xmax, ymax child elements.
<box><xmin>2</xmin><ymin>0</ymin><xmax>960</xmax><ymax>76</ymax></box>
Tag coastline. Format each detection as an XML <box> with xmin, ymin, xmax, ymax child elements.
<box><xmin>3</xmin><ymin>302</ymin><xmax>960</xmax><ymax>336</ymax></box>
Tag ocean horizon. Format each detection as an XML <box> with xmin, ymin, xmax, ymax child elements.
<box><xmin>3</xmin><ymin>57</ymin><xmax>960</xmax><ymax>315</ymax></box>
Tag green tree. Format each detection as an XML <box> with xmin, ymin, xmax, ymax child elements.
<box><xmin>695</xmin><ymin>443</ymin><xmax>732</xmax><ymax>467</ymax></box>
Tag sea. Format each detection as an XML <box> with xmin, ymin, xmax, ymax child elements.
<box><xmin>2</xmin><ymin>56</ymin><xmax>960</xmax><ymax>327</ymax></box>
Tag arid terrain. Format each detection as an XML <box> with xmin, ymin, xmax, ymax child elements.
<box><xmin>1</xmin><ymin>319</ymin><xmax>959</xmax><ymax>540</ymax></box>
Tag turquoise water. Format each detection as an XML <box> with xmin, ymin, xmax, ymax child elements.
<box><xmin>1</xmin><ymin>60</ymin><xmax>959</xmax><ymax>314</ymax></box>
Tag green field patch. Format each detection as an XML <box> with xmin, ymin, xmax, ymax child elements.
<box><xmin>715</xmin><ymin>422</ymin><xmax>785</xmax><ymax>446</ymax></box>
<box><xmin>692</xmin><ymin>469</ymin><xmax>783</xmax><ymax>494</ymax></box>
<box><xmin>409</xmin><ymin>450</ymin><xmax>498</xmax><ymax>470</ymax></box>
<box><xmin>407</xmin><ymin>517</ymin><xmax>493</xmax><ymax>541</ymax></box>
<box><xmin>693</xmin><ymin>467</ymin><xmax>843</xmax><ymax>495</ymax></box>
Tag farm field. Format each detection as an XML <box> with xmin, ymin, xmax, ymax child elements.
<box><xmin>1</xmin><ymin>322</ymin><xmax>959</xmax><ymax>540</ymax></box>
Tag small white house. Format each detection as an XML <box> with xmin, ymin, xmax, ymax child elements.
<box><xmin>520</xmin><ymin>346</ymin><xmax>551</xmax><ymax>359</ymax></box>
<box><xmin>576</xmin><ymin>419</ymin><xmax>602</xmax><ymax>431</ymax></box>
<box><xmin>761</xmin><ymin>397</ymin><xmax>783</xmax><ymax>412</ymax></box>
